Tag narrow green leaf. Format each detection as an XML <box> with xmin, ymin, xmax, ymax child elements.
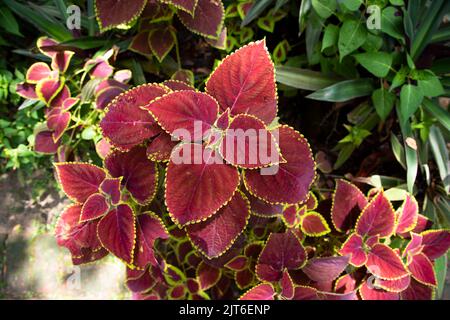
<box><xmin>306</xmin><ymin>12</ymin><xmax>323</xmax><ymax>65</ymax></box>
<box><xmin>298</xmin><ymin>0</ymin><xmax>312</xmax><ymax>36</ymax></box>
<box><xmin>435</xmin><ymin>254</ymin><xmax>447</xmax><ymax>299</ymax></box>
<box><xmin>0</xmin><ymin>5</ymin><xmax>22</xmax><ymax>36</ymax></box>
<box><xmin>422</xmin><ymin>98</ymin><xmax>450</xmax><ymax>133</ymax></box>
<box><xmin>397</xmin><ymin>106</ymin><xmax>418</xmax><ymax>193</ymax></box>
<box><xmin>354</xmin><ymin>52</ymin><xmax>393</xmax><ymax>78</ymax></box>
<box><xmin>306</xmin><ymin>79</ymin><xmax>375</xmax><ymax>102</ymax></box>
<box><xmin>338</xmin><ymin>19</ymin><xmax>367</xmax><ymax>60</ymax></box>
<box><xmin>372</xmin><ymin>87</ymin><xmax>396</xmax><ymax>121</ymax></box>
<box><xmin>390</xmin><ymin>66</ymin><xmax>409</xmax><ymax>91</ymax></box>
<box><xmin>429</xmin><ymin>125</ymin><xmax>450</xmax><ymax>193</ymax></box>
<box><xmin>276</xmin><ymin>66</ymin><xmax>339</xmax><ymax>91</ymax></box>
<box><xmin>399</xmin><ymin>84</ymin><xmax>424</xmax><ymax>122</ymax></box>
<box><xmin>334</xmin><ymin>143</ymin><xmax>356</xmax><ymax>169</ymax></box>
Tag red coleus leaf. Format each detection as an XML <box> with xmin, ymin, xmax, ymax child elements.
<box><xmin>146</xmin><ymin>130</ymin><xmax>179</xmax><ymax>162</ymax></box>
<box><xmin>80</xmin><ymin>193</ymin><xmax>109</xmax><ymax>222</ymax></box>
<box><xmin>148</xmin><ymin>25</ymin><xmax>176</xmax><ymax>62</ymax></box>
<box><xmin>302</xmin><ymin>256</ymin><xmax>349</xmax><ymax>282</ymax></box>
<box><xmin>219</xmin><ymin>114</ymin><xmax>282</xmax><ymax>169</ymax></box>
<box><xmin>49</xmin><ymin>85</ymin><xmax>71</xmax><ymax>108</ymax></box>
<box><xmin>280</xmin><ymin>269</ymin><xmax>295</xmax><ymax>299</ymax></box>
<box><xmin>196</xmin><ymin>261</ymin><xmax>221</xmax><ymax>290</ymax></box>
<box><xmin>374</xmin><ymin>275</ymin><xmax>411</xmax><ymax>293</ymax></box>
<box><xmin>169</xmin><ymin>284</ymin><xmax>187</xmax><ymax>299</ymax></box>
<box><xmin>95</xmin><ymin>0</ymin><xmax>147</xmax><ymax>32</ymax></box>
<box><xmin>239</xmin><ymin>283</ymin><xmax>275</xmax><ymax>300</ymax></box>
<box><xmin>166</xmin><ymin>143</ymin><xmax>240</xmax><ymax>226</ymax></box>
<box><xmin>35</xmin><ymin>130</ymin><xmax>60</xmax><ymax>154</ymax></box>
<box><xmin>100</xmin><ymin>84</ymin><xmax>169</xmax><ymax>150</ymax></box>
<box><xmin>243</xmin><ymin>125</ymin><xmax>315</xmax><ymax>204</ymax></box>
<box><xmin>26</xmin><ymin>62</ymin><xmax>53</xmax><ymax>84</ymax></box>
<box><xmin>366</xmin><ymin>243</ymin><xmax>408</xmax><ymax>280</ymax></box>
<box><xmin>36</xmin><ymin>78</ymin><xmax>63</xmax><ymax>104</ymax></box>
<box><xmin>105</xmin><ymin>146</ymin><xmax>158</xmax><ymax>205</ymax></box>
<box><xmin>205</xmin><ymin>26</ymin><xmax>227</xmax><ymax>50</ymax></box>
<box><xmin>395</xmin><ymin>195</ymin><xmax>419</xmax><ymax>234</ymax></box>
<box><xmin>99</xmin><ymin>177</ymin><xmax>122</xmax><ymax>205</ymax></box>
<box><xmin>186</xmin><ymin>191</ymin><xmax>250</xmax><ymax>258</ymax></box>
<box><xmin>292</xmin><ymin>286</ymin><xmax>357</xmax><ymax>300</ymax></box>
<box><xmin>420</xmin><ymin>230</ymin><xmax>450</xmax><ymax>260</ymax></box>
<box><xmin>95</xmin><ymin>86</ymin><xmax>126</xmax><ymax>110</ymax></box>
<box><xmin>339</xmin><ymin>233</ymin><xmax>367</xmax><ymax>267</ymax></box>
<box><xmin>206</xmin><ymin>39</ymin><xmax>277</xmax><ymax>125</ymax></box>
<box><xmin>215</xmin><ymin>109</ymin><xmax>230</xmax><ymax>130</ymax></box>
<box><xmin>134</xmin><ymin>212</ymin><xmax>169</xmax><ymax>269</ymax></box>
<box><xmin>407</xmin><ymin>252</ymin><xmax>437</xmax><ymax>287</ymax></box>
<box><xmin>16</xmin><ymin>82</ymin><xmax>38</xmax><ymax>99</ymax></box>
<box><xmin>46</xmin><ymin>108</ymin><xmax>71</xmax><ymax>142</ymax></box>
<box><xmin>177</xmin><ymin>0</ymin><xmax>224</xmax><ymax>39</ymax></box>
<box><xmin>305</xmin><ymin>192</ymin><xmax>318</xmax><ymax>210</ymax></box>
<box><xmin>54</xmin><ymin>163</ymin><xmax>106</xmax><ymax>203</ymax></box>
<box><xmin>246</xmin><ymin>191</ymin><xmax>282</xmax><ymax>218</ymax></box>
<box><xmin>256</xmin><ymin>231</ymin><xmax>307</xmax><ymax>282</ymax></box>
<box><xmin>55</xmin><ymin>204</ymin><xmax>102</xmax><ymax>255</ymax></box>
<box><xmin>97</xmin><ymin>203</ymin><xmax>136</xmax><ymax>264</ymax></box>
<box><xmin>359</xmin><ymin>281</ymin><xmax>399</xmax><ymax>300</ymax></box>
<box><xmin>126</xmin><ymin>267</ymin><xmax>156</xmax><ymax>293</ymax></box>
<box><xmin>72</xmin><ymin>247</ymin><xmax>108</xmax><ymax>265</ymax></box>
<box><xmin>51</xmin><ymin>51</ymin><xmax>74</xmax><ymax>73</ymax></box>
<box><xmin>162</xmin><ymin>80</ymin><xmax>196</xmax><ymax>92</ymax></box>
<box><xmin>96</xmin><ymin>138</ymin><xmax>113</xmax><ymax>159</ymax></box>
<box><xmin>400</xmin><ymin>278</ymin><xmax>434</xmax><ymax>300</ymax></box>
<box><xmin>162</xmin><ymin>0</ymin><xmax>197</xmax><ymax>14</ymax></box>
<box><xmin>300</xmin><ymin>211</ymin><xmax>331</xmax><ymax>237</ymax></box>
<box><xmin>37</xmin><ymin>37</ymin><xmax>59</xmax><ymax>57</ymax></box>
<box><xmin>145</xmin><ymin>90</ymin><xmax>219</xmax><ymax>142</ymax></box>
<box><xmin>331</xmin><ymin>179</ymin><xmax>368</xmax><ymax>232</ymax></box>
<box><xmin>235</xmin><ymin>268</ymin><xmax>254</xmax><ymax>290</ymax></box>
<box><xmin>282</xmin><ymin>205</ymin><xmax>300</xmax><ymax>228</ymax></box>
<box><xmin>224</xmin><ymin>255</ymin><xmax>248</xmax><ymax>271</ymax></box>
<box><xmin>334</xmin><ymin>274</ymin><xmax>358</xmax><ymax>293</ymax></box>
<box><xmin>130</xmin><ymin>31</ymin><xmax>152</xmax><ymax>56</ymax></box>
<box><xmin>356</xmin><ymin>191</ymin><xmax>395</xmax><ymax>238</ymax></box>
<box><xmin>403</xmin><ymin>233</ymin><xmax>424</xmax><ymax>260</ymax></box>
<box><xmin>62</xmin><ymin>97</ymin><xmax>79</xmax><ymax>111</ymax></box>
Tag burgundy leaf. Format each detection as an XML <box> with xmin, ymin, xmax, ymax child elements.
<box><xmin>54</xmin><ymin>162</ymin><xmax>106</xmax><ymax>203</ymax></box>
<box><xmin>407</xmin><ymin>252</ymin><xmax>437</xmax><ymax>286</ymax></box>
<box><xmin>366</xmin><ymin>243</ymin><xmax>408</xmax><ymax>280</ymax></box>
<box><xmin>196</xmin><ymin>261</ymin><xmax>221</xmax><ymax>290</ymax></box>
<box><xmin>300</xmin><ymin>211</ymin><xmax>331</xmax><ymax>237</ymax></box>
<box><xmin>302</xmin><ymin>256</ymin><xmax>349</xmax><ymax>282</ymax></box>
<box><xmin>80</xmin><ymin>193</ymin><xmax>109</xmax><ymax>222</ymax></box>
<box><xmin>148</xmin><ymin>25</ymin><xmax>176</xmax><ymax>62</ymax></box>
<box><xmin>99</xmin><ymin>177</ymin><xmax>122</xmax><ymax>205</ymax></box>
<box><xmin>359</xmin><ymin>281</ymin><xmax>399</xmax><ymax>300</ymax></box>
<box><xmin>130</xmin><ymin>31</ymin><xmax>152</xmax><ymax>56</ymax></box>
<box><xmin>421</xmin><ymin>230</ymin><xmax>450</xmax><ymax>260</ymax></box>
<box><xmin>105</xmin><ymin>146</ymin><xmax>158</xmax><ymax>205</ymax></box>
<box><xmin>26</xmin><ymin>62</ymin><xmax>52</xmax><ymax>84</ymax></box>
<box><xmin>97</xmin><ymin>204</ymin><xmax>136</xmax><ymax>264</ymax></box>
<box><xmin>244</xmin><ymin>125</ymin><xmax>315</xmax><ymax>204</ymax></box>
<box><xmin>162</xmin><ymin>0</ymin><xmax>197</xmax><ymax>14</ymax></box>
<box><xmin>339</xmin><ymin>233</ymin><xmax>367</xmax><ymax>267</ymax></box>
<box><xmin>239</xmin><ymin>283</ymin><xmax>275</xmax><ymax>300</ymax></box>
<box><xmin>95</xmin><ymin>0</ymin><xmax>147</xmax><ymax>32</ymax></box>
<box><xmin>162</xmin><ymin>80</ymin><xmax>196</xmax><ymax>92</ymax></box>
<box><xmin>177</xmin><ymin>0</ymin><xmax>224</xmax><ymax>39</ymax></box>
<box><xmin>35</xmin><ymin>130</ymin><xmax>60</xmax><ymax>154</ymax></box>
<box><xmin>206</xmin><ymin>39</ymin><xmax>277</xmax><ymax>125</ymax></box>
<box><xmin>186</xmin><ymin>191</ymin><xmax>250</xmax><ymax>258</ymax></box>
<box><xmin>166</xmin><ymin>143</ymin><xmax>239</xmax><ymax>226</ymax></box>
<box><xmin>146</xmin><ymin>130</ymin><xmax>179</xmax><ymax>162</ymax></box>
<box><xmin>256</xmin><ymin>231</ymin><xmax>306</xmax><ymax>282</ymax></box>
<box><xmin>16</xmin><ymin>82</ymin><xmax>38</xmax><ymax>99</ymax></box>
<box><xmin>356</xmin><ymin>191</ymin><xmax>395</xmax><ymax>238</ymax></box>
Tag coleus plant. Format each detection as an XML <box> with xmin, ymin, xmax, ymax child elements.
<box><xmin>53</xmin><ymin>40</ymin><xmax>449</xmax><ymax>300</ymax></box>
<box><xmin>95</xmin><ymin>0</ymin><xmax>226</xmax><ymax>62</ymax></box>
<box><xmin>16</xmin><ymin>37</ymin><xmax>132</xmax><ymax>160</ymax></box>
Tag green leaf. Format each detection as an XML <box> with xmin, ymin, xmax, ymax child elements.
<box><xmin>381</xmin><ymin>6</ymin><xmax>404</xmax><ymax>41</ymax></box>
<box><xmin>276</xmin><ymin>66</ymin><xmax>339</xmax><ymax>91</ymax></box>
<box><xmin>306</xmin><ymin>11</ymin><xmax>323</xmax><ymax>65</ymax></box>
<box><xmin>354</xmin><ymin>52</ymin><xmax>393</xmax><ymax>77</ymax></box>
<box><xmin>418</xmin><ymin>73</ymin><xmax>445</xmax><ymax>97</ymax></box>
<box><xmin>361</xmin><ymin>33</ymin><xmax>383</xmax><ymax>52</ymax></box>
<box><xmin>372</xmin><ymin>87</ymin><xmax>396</xmax><ymax>121</ymax></box>
<box><xmin>338</xmin><ymin>19</ymin><xmax>367</xmax><ymax>60</ymax></box>
<box><xmin>306</xmin><ymin>79</ymin><xmax>375</xmax><ymax>102</ymax></box>
<box><xmin>60</xmin><ymin>37</ymin><xmax>113</xmax><ymax>50</ymax></box>
<box><xmin>390</xmin><ymin>133</ymin><xmax>406</xmax><ymax>170</ymax></box>
<box><xmin>81</xmin><ymin>126</ymin><xmax>96</xmax><ymax>140</ymax></box>
<box><xmin>334</xmin><ymin>143</ymin><xmax>355</xmax><ymax>169</ymax></box>
<box><xmin>399</xmin><ymin>84</ymin><xmax>424</xmax><ymax>122</ymax></box>
<box><xmin>257</xmin><ymin>16</ymin><xmax>275</xmax><ymax>32</ymax></box>
<box><xmin>434</xmin><ymin>254</ymin><xmax>447</xmax><ymax>299</ymax></box>
<box><xmin>389</xmin><ymin>0</ymin><xmax>404</xmax><ymax>5</ymax></box>
<box><xmin>397</xmin><ymin>106</ymin><xmax>418</xmax><ymax>193</ymax></box>
<box><xmin>321</xmin><ymin>24</ymin><xmax>339</xmax><ymax>52</ymax></box>
<box><xmin>422</xmin><ymin>98</ymin><xmax>450</xmax><ymax>133</ymax></box>
<box><xmin>429</xmin><ymin>125</ymin><xmax>450</xmax><ymax>193</ymax></box>
<box><xmin>390</xmin><ymin>66</ymin><xmax>409</xmax><ymax>91</ymax></box>
<box><xmin>311</xmin><ymin>0</ymin><xmax>337</xmax><ymax>19</ymax></box>
<box><xmin>341</xmin><ymin>0</ymin><xmax>363</xmax><ymax>11</ymax></box>
<box><xmin>0</xmin><ymin>5</ymin><xmax>22</xmax><ymax>36</ymax></box>
<box><xmin>241</xmin><ymin>0</ymin><xmax>273</xmax><ymax>27</ymax></box>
